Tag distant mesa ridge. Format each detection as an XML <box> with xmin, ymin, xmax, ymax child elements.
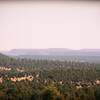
<box><xmin>1</xmin><ymin>48</ymin><xmax>100</xmax><ymax>56</ymax></box>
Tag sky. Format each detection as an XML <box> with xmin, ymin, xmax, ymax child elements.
<box><xmin>0</xmin><ymin>1</ymin><xmax>100</xmax><ymax>51</ymax></box>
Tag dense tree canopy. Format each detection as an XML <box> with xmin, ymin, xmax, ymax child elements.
<box><xmin>0</xmin><ymin>54</ymin><xmax>100</xmax><ymax>100</ymax></box>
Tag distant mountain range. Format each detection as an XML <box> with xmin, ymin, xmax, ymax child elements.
<box><xmin>1</xmin><ymin>49</ymin><xmax>100</xmax><ymax>63</ymax></box>
<box><xmin>1</xmin><ymin>48</ymin><xmax>100</xmax><ymax>56</ymax></box>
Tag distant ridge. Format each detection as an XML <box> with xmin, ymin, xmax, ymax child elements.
<box><xmin>1</xmin><ymin>49</ymin><xmax>100</xmax><ymax>63</ymax></box>
<box><xmin>80</xmin><ymin>49</ymin><xmax>100</xmax><ymax>52</ymax></box>
<box><xmin>1</xmin><ymin>48</ymin><xmax>100</xmax><ymax>56</ymax></box>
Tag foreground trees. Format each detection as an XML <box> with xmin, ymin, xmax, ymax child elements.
<box><xmin>0</xmin><ymin>81</ymin><xmax>100</xmax><ymax>100</ymax></box>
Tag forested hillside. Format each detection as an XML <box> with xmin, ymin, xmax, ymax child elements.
<box><xmin>0</xmin><ymin>53</ymin><xmax>100</xmax><ymax>100</ymax></box>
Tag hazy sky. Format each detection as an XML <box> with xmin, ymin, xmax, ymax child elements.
<box><xmin>0</xmin><ymin>1</ymin><xmax>100</xmax><ymax>51</ymax></box>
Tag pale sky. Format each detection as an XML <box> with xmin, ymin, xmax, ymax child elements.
<box><xmin>0</xmin><ymin>1</ymin><xmax>100</xmax><ymax>51</ymax></box>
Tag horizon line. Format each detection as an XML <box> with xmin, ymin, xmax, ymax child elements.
<box><xmin>1</xmin><ymin>48</ymin><xmax>100</xmax><ymax>52</ymax></box>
